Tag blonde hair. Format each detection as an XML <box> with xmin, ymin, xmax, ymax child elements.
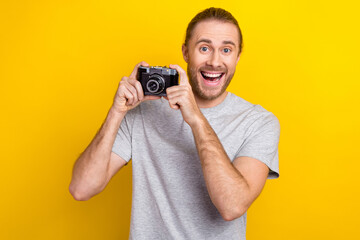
<box><xmin>184</xmin><ymin>7</ymin><xmax>243</xmax><ymax>55</ymax></box>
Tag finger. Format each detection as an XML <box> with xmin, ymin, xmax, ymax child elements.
<box><xmin>143</xmin><ymin>95</ymin><xmax>161</xmax><ymax>101</ymax></box>
<box><xmin>128</xmin><ymin>79</ymin><xmax>144</xmax><ymax>101</ymax></box>
<box><xmin>170</xmin><ymin>104</ymin><xmax>180</xmax><ymax>110</ymax></box>
<box><xmin>166</xmin><ymin>85</ymin><xmax>187</xmax><ymax>95</ymax></box>
<box><xmin>129</xmin><ymin>61</ymin><xmax>150</xmax><ymax>79</ymax></box>
<box><xmin>168</xmin><ymin>96</ymin><xmax>180</xmax><ymax>110</ymax></box>
<box><xmin>121</xmin><ymin>76</ymin><xmax>129</xmax><ymax>82</ymax></box>
<box><xmin>166</xmin><ymin>89</ymin><xmax>187</xmax><ymax>100</ymax></box>
<box><xmin>135</xmin><ymin>81</ymin><xmax>144</xmax><ymax>101</ymax></box>
<box><xmin>169</xmin><ymin>64</ymin><xmax>188</xmax><ymax>86</ymax></box>
<box><xmin>123</xmin><ymin>89</ymin><xmax>136</xmax><ymax>106</ymax></box>
<box><xmin>124</xmin><ymin>82</ymin><xmax>139</xmax><ymax>105</ymax></box>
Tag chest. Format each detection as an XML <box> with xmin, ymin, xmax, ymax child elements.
<box><xmin>132</xmin><ymin>106</ymin><xmax>250</xmax><ymax>162</ymax></box>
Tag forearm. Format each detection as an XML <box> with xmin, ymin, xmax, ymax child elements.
<box><xmin>69</xmin><ymin>107</ymin><xmax>126</xmax><ymax>200</ymax></box>
<box><xmin>191</xmin><ymin>116</ymin><xmax>250</xmax><ymax>220</ymax></box>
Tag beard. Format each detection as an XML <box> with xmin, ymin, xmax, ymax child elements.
<box><xmin>187</xmin><ymin>64</ymin><xmax>235</xmax><ymax>101</ymax></box>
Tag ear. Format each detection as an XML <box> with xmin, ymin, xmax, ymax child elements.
<box><xmin>182</xmin><ymin>44</ymin><xmax>189</xmax><ymax>63</ymax></box>
<box><xmin>236</xmin><ymin>54</ymin><xmax>240</xmax><ymax>64</ymax></box>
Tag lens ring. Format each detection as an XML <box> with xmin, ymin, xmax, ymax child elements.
<box><xmin>146</xmin><ymin>79</ymin><xmax>160</xmax><ymax>93</ymax></box>
<box><xmin>146</xmin><ymin>75</ymin><xmax>165</xmax><ymax>94</ymax></box>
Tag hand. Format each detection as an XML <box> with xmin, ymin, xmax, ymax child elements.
<box><xmin>112</xmin><ymin>61</ymin><xmax>161</xmax><ymax>113</ymax></box>
<box><xmin>166</xmin><ymin>64</ymin><xmax>203</xmax><ymax>126</ymax></box>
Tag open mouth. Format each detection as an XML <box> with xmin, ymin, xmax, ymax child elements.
<box><xmin>200</xmin><ymin>71</ymin><xmax>225</xmax><ymax>84</ymax></box>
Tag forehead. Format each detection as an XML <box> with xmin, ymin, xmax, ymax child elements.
<box><xmin>190</xmin><ymin>20</ymin><xmax>239</xmax><ymax>46</ymax></box>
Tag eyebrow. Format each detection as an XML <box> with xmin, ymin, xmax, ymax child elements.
<box><xmin>195</xmin><ymin>38</ymin><xmax>236</xmax><ymax>47</ymax></box>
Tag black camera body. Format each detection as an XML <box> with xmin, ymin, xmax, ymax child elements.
<box><xmin>137</xmin><ymin>66</ymin><xmax>179</xmax><ymax>96</ymax></box>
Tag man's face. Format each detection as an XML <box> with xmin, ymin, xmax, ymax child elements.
<box><xmin>182</xmin><ymin>20</ymin><xmax>240</xmax><ymax>101</ymax></box>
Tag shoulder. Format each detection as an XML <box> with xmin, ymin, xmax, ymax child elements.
<box><xmin>227</xmin><ymin>92</ymin><xmax>280</xmax><ymax>129</ymax></box>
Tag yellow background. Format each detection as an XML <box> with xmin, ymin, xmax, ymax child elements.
<box><xmin>1</xmin><ymin>0</ymin><xmax>359</xmax><ymax>239</ymax></box>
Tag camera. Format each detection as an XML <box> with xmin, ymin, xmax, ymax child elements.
<box><xmin>137</xmin><ymin>66</ymin><xmax>179</xmax><ymax>96</ymax></box>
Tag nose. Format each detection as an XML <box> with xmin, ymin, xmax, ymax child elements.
<box><xmin>207</xmin><ymin>50</ymin><xmax>221</xmax><ymax>68</ymax></box>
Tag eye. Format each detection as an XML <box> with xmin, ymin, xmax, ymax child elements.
<box><xmin>200</xmin><ymin>46</ymin><xmax>209</xmax><ymax>52</ymax></box>
<box><xmin>223</xmin><ymin>48</ymin><xmax>231</xmax><ymax>53</ymax></box>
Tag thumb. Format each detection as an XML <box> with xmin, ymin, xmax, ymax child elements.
<box><xmin>169</xmin><ymin>64</ymin><xmax>188</xmax><ymax>86</ymax></box>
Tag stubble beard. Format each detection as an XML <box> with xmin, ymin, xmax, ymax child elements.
<box><xmin>187</xmin><ymin>64</ymin><xmax>235</xmax><ymax>101</ymax></box>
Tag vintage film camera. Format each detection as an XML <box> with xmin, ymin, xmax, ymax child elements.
<box><xmin>137</xmin><ymin>66</ymin><xmax>179</xmax><ymax>96</ymax></box>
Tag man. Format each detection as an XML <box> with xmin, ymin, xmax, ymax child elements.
<box><xmin>69</xmin><ymin>7</ymin><xmax>280</xmax><ymax>239</ymax></box>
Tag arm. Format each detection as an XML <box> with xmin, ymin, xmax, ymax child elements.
<box><xmin>166</xmin><ymin>64</ymin><xmax>269</xmax><ymax>221</ymax></box>
<box><xmin>191</xmin><ymin>115</ymin><xmax>269</xmax><ymax>221</ymax></box>
<box><xmin>69</xmin><ymin>108</ymin><xmax>127</xmax><ymax>201</ymax></box>
<box><xmin>69</xmin><ymin>61</ymin><xmax>159</xmax><ymax>201</ymax></box>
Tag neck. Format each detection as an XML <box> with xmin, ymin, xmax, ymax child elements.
<box><xmin>195</xmin><ymin>91</ymin><xmax>229</xmax><ymax>108</ymax></box>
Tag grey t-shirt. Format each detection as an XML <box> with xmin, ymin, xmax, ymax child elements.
<box><xmin>112</xmin><ymin>92</ymin><xmax>280</xmax><ymax>240</ymax></box>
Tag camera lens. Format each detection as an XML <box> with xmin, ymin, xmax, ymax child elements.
<box><xmin>146</xmin><ymin>74</ymin><xmax>165</xmax><ymax>94</ymax></box>
<box><xmin>148</xmin><ymin>81</ymin><xmax>158</xmax><ymax>92</ymax></box>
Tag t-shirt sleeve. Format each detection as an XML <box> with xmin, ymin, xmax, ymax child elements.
<box><xmin>111</xmin><ymin>110</ymin><xmax>135</xmax><ymax>163</ymax></box>
<box><xmin>236</xmin><ymin>112</ymin><xmax>280</xmax><ymax>179</ymax></box>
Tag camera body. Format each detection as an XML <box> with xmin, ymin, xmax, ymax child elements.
<box><xmin>137</xmin><ymin>66</ymin><xmax>179</xmax><ymax>96</ymax></box>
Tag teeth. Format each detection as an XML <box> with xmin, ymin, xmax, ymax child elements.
<box><xmin>202</xmin><ymin>72</ymin><xmax>222</xmax><ymax>78</ymax></box>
